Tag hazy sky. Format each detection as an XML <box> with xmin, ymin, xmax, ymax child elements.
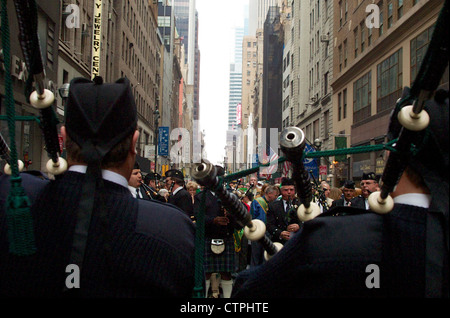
<box><xmin>196</xmin><ymin>0</ymin><xmax>248</xmax><ymax>165</ymax></box>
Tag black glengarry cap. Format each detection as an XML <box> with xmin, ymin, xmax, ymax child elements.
<box><xmin>65</xmin><ymin>77</ymin><xmax>137</xmax><ymax>162</ymax></box>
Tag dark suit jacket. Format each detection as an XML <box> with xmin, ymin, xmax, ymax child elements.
<box><xmin>233</xmin><ymin>203</ymin><xmax>446</xmax><ymax>297</ymax></box>
<box><xmin>0</xmin><ymin>171</ymin><xmax>196</xmax><ymax>297</ymax></box>
<box><xmin>330</xmin><ymin>198</ymin><xmax>352</xmax><ymax>208</ymax></box>
<box><xmin>266</xmin><ymin>198</ymin><xmax>300</xmax><ymax>244</ymax></box>
<box><xmin>193</xmin><ymin>190</ymin><xmax>234</xmax><ymax>239</ymax></box>
<box><xmin>139</xmin><ymin>185</ymin><xmax>166</xmax><ymax>202</ymax></box>
<box><xmin>168</xmin><ymin>187</ymin><xmax>194</xmax><ymax>217</ymax></box>
<box><xmin>0</xmin><ymin>171</ymin><xmax>49</xmax><ymax>202</ymax></box>
<box><xmin>138</xmin><ymin>185</ymin><xmax>152</xmax><ymax>200</ymax></box>
<box><xmin>351</xmin><ymin>195</ymin><xmax>367</xmax><ymax>209</ymax></box>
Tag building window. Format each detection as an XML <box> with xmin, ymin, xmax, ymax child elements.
<box><xmin>387</xmin><ymin>2</ymin><xmax>393</xmax><ymax>28</ymax></box>
<box><xmin>377</xmin><ymin>48</ymin><xmax>403</xmax><ymax>113</ymax></box>
<box><xmin>313</xmin><ymin>119</ymin><xmax>319</xmax><ymax>141</ymax></box>
<box><xmin>344</xmin><ymin>39</ymin><xmax>348</xmax><ymax>67</ymax></box>
<box><xmin>411</xmin><ymin>25</ymin><xmax>434</xmax><ymax>84</ymax></box>
<box><xmin>354</xmin><ymin>27</ymin><xmax>358</xmax><ymax>58</ymax></box>
<box><xmin>397</xmin><ymin>0</ymin><xmax>403</xmax><ymax>19</ymax></box>
<box><xmin>316</xmin><ymin>62</ymin><xmax>319</xmax><ymax>85</ymax></box>
<box><xmin>353</xmin><ymin>71</ymin><xmax>371</xmax><ymax>123</ymax></box>
<box><xmin>338</xmin><ymin>44</ymin><xmax>342</xmax><ymax>72</ymax></box>
<box><xmin>360</xmin><ymin>21</ymin><xmax>365</xmax><ymax>53</ymax></box>
<box><xmin>338</xmin><ymin>92</ymin><xmax>342</xmax><ymax>121</ymax></box>
<box><xmin>344</xmin><ymin>0</ymin><xmax>348</xmax><ymax>22</ymax></box>
<box><xmin>323</xmin><ymin>110</ymin><xmax>329</xmax><ymax>139</ymax></box>
<box><xmin>379</xmin><ymin>2</ymin><xmax>384</xmax><ymax>36</ymax></box>
<box><xmin>343</xmin><ymin>89</ymin><xmax>347</xmax><ymax>119</ymax></box>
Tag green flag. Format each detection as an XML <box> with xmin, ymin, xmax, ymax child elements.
<box><xmin>335</xmin><ymin>136</ymin><xmax>347</xmax><ymax>162</ymax></box>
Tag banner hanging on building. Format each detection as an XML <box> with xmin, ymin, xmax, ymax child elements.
<box><xmin>236</xmin><ymin>103</ymin><xmax>242</xmax><ymax>125</ymax></box>
<box><xmin>334</xmin><ymin>136</ymin><xmax>347</xmax><ymax>162</ymax></box>
<box><xmin>303</xmin><ymin>143</ymin><xmax>318</xmax><ymax>180</ymax></box>
<box><xmin>158</xmin><ymin>126</ymin><xmax>169</xmax><ymax>156</ymax></box>
<box><xmin>91</xmin><ymin>0</ymin><xmax>103</xmax><ymax>79</ymax></box>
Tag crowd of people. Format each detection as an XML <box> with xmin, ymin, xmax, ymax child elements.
<box><xmin>127</xmin><ymin>158</ymin><xmax>415</xmax><ymax>299</ymax></box>
<box><xmin>0</xmin><ymin>77</ymin><xmax>447</xmax><ymax>299</ymax></box>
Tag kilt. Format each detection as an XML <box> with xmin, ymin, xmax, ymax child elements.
<box><xmin>203</xmin><ymin>236</ymin><xmax>236</xmax><ymax>273</ymax></box>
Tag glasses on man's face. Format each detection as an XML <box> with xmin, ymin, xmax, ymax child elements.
<box><xmin>323</xmin><ymin>188</ymin><xmax>330</xmax><ymax>191</ymax></box>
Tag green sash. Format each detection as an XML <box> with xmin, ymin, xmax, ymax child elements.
<box><xmin>255</xmin><ymin>196</ymin><xmax>268</xmax><ymax>214</ymax></box>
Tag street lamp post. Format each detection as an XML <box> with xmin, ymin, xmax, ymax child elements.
<box><xmin>153</xmin><ymin>108</ymin><xmax>160</xmax><ymax>173</ymax></box>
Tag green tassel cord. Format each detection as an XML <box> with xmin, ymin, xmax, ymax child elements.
<box><xmin>6</xmin><ymin>177</ymin><xmax>36</xmax><ymax>256</ymax></box>
<box><xmin>192</xmin><ymin>190</ymin><xmax>207</xmax><ymax>298</ymax></box>
<box><xmin>1</xmin><ymin>0</ymin><xmax>36</xmax><ymax>256</ymax></box>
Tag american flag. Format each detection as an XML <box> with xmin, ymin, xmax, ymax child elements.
<box><xmin>282</xmin><ymin>161</ymin><xmax>292</xmax><ymax>177</ymax></box>
<box><xmin>260</xmin><ymin>146</ymin><xmax>279</xmax><ymax>176</ymax></box>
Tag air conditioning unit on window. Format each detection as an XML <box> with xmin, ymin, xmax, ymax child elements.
<box><xmin>320</xmin><ymin>35</ymin><xmax>329</xmax><ymax>42</ymax></box>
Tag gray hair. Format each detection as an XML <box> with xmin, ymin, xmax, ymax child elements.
<box><xmin>264</xmin><ymin>185</ymin><xmax>278</xmax><ymax>195</ymax></box>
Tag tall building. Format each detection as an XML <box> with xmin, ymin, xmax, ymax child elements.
<box><xmin>331</xmin><ymin>0</ymin><xmax>448</xmax><ymax>184</ymax></box>
<box><xmin>227</xmin><ymin>27</ymin><xmax>244</xmax><ymax>131</ymax></box>
<box><xmin>248</xmin><ymin>0</ymin><xmax>281</xmax><ymax>36</ymax></box>
<box><xmin>173</xmin><ymin>0</ymin><xmax>200</xmax><ymax>122</ymax></box>
<box><xmin>261</xmin><ymin>6</ymin><xmax>283</xmax><ymax>152</ymax></box>
<box><xmin>117</xmin><ymin>0</ymin><xmax>162</xmax><ymax>172</ymax></box>
<box><xmin>242</xmin><ymin>35</ymin><xmax>258</xmax><ymax>167</ymax></box>
<box><xmin>251</xmin><ymin>28</ymin><xmax>265</xmax><ymax>143</ymax></box>
<box><xmin>225</xmin><ymin>26</ymin><xmax>245</xmax><ymax>172</ymax></box>
<box><xmin>281</xmin><ymin>0</ymin><xmax>293</xmax><ymax>131</ymax></box>
<box><xmin>291</xmin><ymin>0</ymin><xmax>334</xmax><ymax>183</ymax></box>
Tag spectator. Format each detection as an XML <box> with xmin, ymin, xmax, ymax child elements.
<box><xmin>329</xmin><ymin>187</ymin><xmax>343</xmax><ymax>201</ymax></box>
<box><xmin>186</xmin><ymin>180</ymin><xmax>200</xmax><ymax>204</ymax></box>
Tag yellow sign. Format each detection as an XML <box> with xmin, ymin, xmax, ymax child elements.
<box><xmin>161</xmin><ymin>165</ymin><xmax>169</xmax><ymax>176</ymax></box>
<box><xmin>91</xmin><ymin>0</ymin><xmax>102</xmax><ymax>79</ymax></box>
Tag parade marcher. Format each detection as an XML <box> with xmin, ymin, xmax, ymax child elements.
<box><xmin>193</xmin><ymin>166</ymin><xmax>238</xmax><ymax>298</ymax></box>
<box><xmin>249</xmin><ymin>185</ymin><xmax>278</xmax><ymax>267</ymax></box>
<box><xmin>0</xmin><ymin>77</ymin><xmax>196</xmax><ymax>297</ymax></box>
<box><xmin>128</xmin><ymin>161</ymin><xmax>149</xmax><ymax>200</ymax></box>
<box><xmin>266</xmin><ymin>178</ymin><xmax>301</xmax><ymax>244</ymax></box>
<box><xmin>143</xmin><ymin>172</ymin><xmax>166</xmax><ymax>202</ymax></box>
<box><xmin>313</xmin><ymin>181</ymin><xmax>333</xmax><ymax>213</ymax></box>
<box><xmin>232</xmin><ymin>87</ymin><xmax>449</xmax><ymax>298</ymax></box>
<box><xmin>331</xmin><ymin>180</ymin><xmax>356</xmax><ymax>207</ymax></box>
<box><xmin>234</xmin><ymin>189</ymin><xmax>254</xmax><ymax>273</ymax></box>
<box><xmin>351</xmin><ymin>172</ymin><xmax>379</xmax><ymax>209</ymax></box>
<box><xmin>165</xmin><ymin>169</ymin><xmax>194</xmax><ymax>218</ymax></box>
